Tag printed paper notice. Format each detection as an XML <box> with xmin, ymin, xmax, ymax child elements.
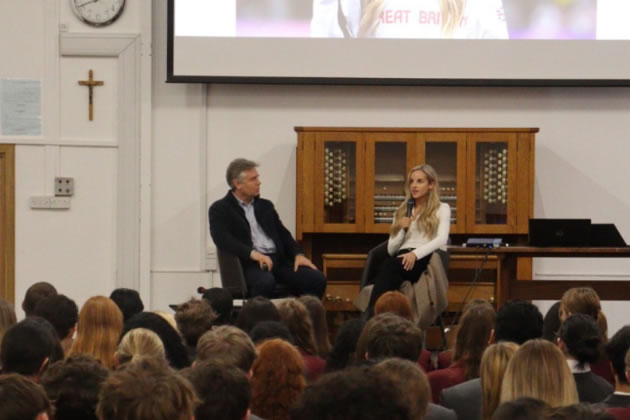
<box><xmin>1</xmin><ymin>79</ymin><xmax>42</xmax><ymax>136</ymax></box>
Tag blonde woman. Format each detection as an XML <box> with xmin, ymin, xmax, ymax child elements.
<box><xmin>500</xmin><ymin>339</ymin><xmax>578</xmax><ymax>408</ymax></box>
<box><xmin>480</xmin><ymin>342</ymin><xmax>519</xmax><ymax>420</ymax></box>
<box><xmin>68</xmin><ymin>296</ymin><xmax>123</xmax><ymax>369</ymax></box>
<box><xmin>311</xmin><ymin>0</ymin><xmax>508</xmax><ymax>39</ymax></box>
<box><xmin>365</xmin><ymin>164</ymin><xmax>450</xmax><ymax>316</ymax></box>
<box><xmin>116</xmin><ymin>328</ymin><xmax>166</xmax><ymax>366</ymax></box>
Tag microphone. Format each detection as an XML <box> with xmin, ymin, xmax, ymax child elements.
<box><xmin>406</xmin><ymin>199</ymin><xmax>414</xmax><ymax>218</ymax></box>
<box><xmin>197</xmin><ymin>287</ymin><xmax>206</xmax><ymax>294</ymax></box>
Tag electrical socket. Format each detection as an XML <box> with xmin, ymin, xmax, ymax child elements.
<box><xmin>49</xmin><ymin>197</ymin><xmax>71</xmax><ymax>209</ymax></box>
<box><xmin>55</xmin><ymin>177</ymin><xmax>74</xmax><ymax>196</ymax></box>
<box><xmin>30</xmin><ymin>196</ymin><xmax>50</xmax><ymax>209</ymax></box>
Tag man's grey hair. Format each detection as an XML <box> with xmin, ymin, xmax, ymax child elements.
<box><xmin>226</xmin><ymin>158</ymin><xmax>258</xmax><ymax>190</ymax></box>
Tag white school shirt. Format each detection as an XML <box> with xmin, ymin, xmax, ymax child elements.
<box><xmin>387</xmin><ymin>202</ymin><xmax>451</xmax><ymax>260</ymax></box>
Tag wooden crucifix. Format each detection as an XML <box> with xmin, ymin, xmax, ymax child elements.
<box><xmin>78</xmin><ymin>70</ymin><xmax>104</xmax><ymax>121</ymax></box>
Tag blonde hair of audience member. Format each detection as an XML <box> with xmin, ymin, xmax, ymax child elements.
<box><xmin>390</xmin><ymin>164</ymin><xmax>441</xmax><ymax>238</ymax></box>
<box><xmin>68</xmin><ymin>296</ymin><xmax>123</xmax><ymax>369</ymax></box>
<box><xmin>117</xmin><ymin>328</ymin><xmax>166</xmax><ymax>366</ymax></box>
<box><xmin>0</xmin><ymin>297</ymin><xmax>17</xmax><ymax>349</ymax></box>
<box><xmin>453</xmin><ymin>305</ymin><xmax>496</xmax><ymax>380</ymax></box>
<box><xmin>480</xmin><ymin>342</ymin><xmax>519</xmax><ymax>420</ymax></box>
<box><xmin>373</xmin><ymin>291</ymin><xmax>414</xmax><ymax>321</ymax></box>
<box><xmin>500</xmin><ymin>339</ymin><xmax>578</xmax><ymax>408</ymax></box>
<box><xmin>277</xmin><ymin>299</ymin><xmax>319</xmax><ymax>356</ymax></box>
<box><xmin>560</xmin><ymin>287</ymin><xmax>608</xmax><ymax>343</ymax></box>
<box><xmin>298</xmin><ymin>295</ymin><xmax>332</xmax><ymax>358</ymax></box>
<box><xmin>153</xmin><ymin>310</ymin><xmax>179</xmax><ymax>332</ymax></box>
<box><xmin>250</xmin><ymin>338</ymin><xmax>306</xmax><ymax>420</ymax></box>
<box><xmin>374</xmin><ymin>358</ymin><xmax>431</xmax><ymax>420</ymax></box>
<box><xmin>359</xmin><ymin>0</ymin><xmax>465</xmax><ymax>37</ymax></box>
<box><xmin>196</xmin><ymin>325</ymin><xmax>257</xmax><ymax>372</ymax></box>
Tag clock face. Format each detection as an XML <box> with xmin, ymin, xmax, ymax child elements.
<box><xmin>71</xmin><ymin>0</ymin><xmax>125</xmax><ymax>27</ymax></box>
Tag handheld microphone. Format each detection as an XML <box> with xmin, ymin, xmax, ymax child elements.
<box><xmin>197</xmin><ymin>287</ymin><xmax>206</xmax><ymax>294</ymax></box>
<box><xmin>406</xmin><ymin>199</ymin><xmax>414</xmax><ymax>218</ymax></box>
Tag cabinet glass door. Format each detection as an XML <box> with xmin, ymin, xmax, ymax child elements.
<box><xmin>366</xmin><ymin>133</ymin><xmax>415</xmax><ymax>233</ymax></box>
<box><xmin>467</xmin><ymin>133</ymin><xmax>518</xmax><ymax>233</ymax></box>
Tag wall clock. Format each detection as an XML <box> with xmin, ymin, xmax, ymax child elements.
<box><xmin>70</xmin><ymin>0</ymin><xmax>125</xmax><ymax>27</ymax></box>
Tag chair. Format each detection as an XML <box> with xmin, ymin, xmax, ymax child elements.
<box><xmin>216</xmin><ymin>248</ymin><xmax>290</xmax><ymax>299</ymax></box>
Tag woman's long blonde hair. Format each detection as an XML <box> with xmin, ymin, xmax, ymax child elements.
<box><xmin>68</xmin><ymin>296</ymin><xmax>123</xmax><ymax>369</ymax></box>
<box><xmin>359</xmin><ymin>0</ymin><xmax>466</xmax><ymax>37</ymax></box>
<box><xmin>117</xmin><ymin>328</ymin><xmax>166</xmax><ymax>366</ymax></box>
<box><xmin>480</xmin><ymin>342</ymin><xmax>519</xmax><ymax>420</ymax></box>
<box><xmin>390</xmin><ymin>164</ymin><xmax>441</xmax><ymax>238</ymax></box>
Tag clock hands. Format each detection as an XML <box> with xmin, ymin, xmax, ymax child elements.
<box><xmin>76</xmin><ymin>0</ymin><xmax>98</xmax><ymax>8</ymax></box>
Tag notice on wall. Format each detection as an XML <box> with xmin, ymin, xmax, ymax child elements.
<box><xmin>1</xmin><ymin>79</ymin><xmax>42</xmax><ymax>136</ymax></box>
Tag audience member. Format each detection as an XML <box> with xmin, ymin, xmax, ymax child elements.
<box><xmin>324</xmin><ymin>317</ymin><xmax>364</xmax><ymax>373</ymax></box>
<box><xmin>121</xmin><ymin>311</ymin><xmax>190</xmax><ymax>369</ymax></box>
<box><xmin>109</xmin><ymin>288</ymin><xmax>144</xmax><ymax>323</ymax></box>
<box><xmin>298</xmin><ymin>295</ymin><xmax>332</xmax><ymax>358</ymax></box>
<box><xmin>277</xmin><ymin>298</ymin><xmax>326</xmax><ymax>382</ymax></box>
<box><xmin>201</xmin><ymin>287</ymin><xmax>234</xmax><ymax>325</ymax></box>
<box><xmin>250</xmin><ymin>320</ymin><xmax>294</xmax><ymax>344</ymax></box>
<box><xmin>96</xmin><ymin>357</ymin><xmax>198</xmax><ymax>420</ymax></box>
<box><xmin>601</xmin><ymin>326</ymin><xmax>630</xmax><ymax>408</ymax></box>
<box><xmin>33</xmin><ymin>294</ymin><xmax>78</xmax><ymax>354</ymax></box>
<box><xmin>490</xmin><ymin>397</ymin><xmax>549</xmax><ymax>420</ymax></box>
<box><xmin>0</xmin><ymin>297</ymin><xmax>16</xmax><ymax>350</ymax></box>
<box><xmin>117</xmin><ymin>328</ymin><xmax>166</xmax><ymax>366</ymax></box>
<box><xmin>0</xmin><ymin>373</ymin><xmax>52</xmax><ymax>420</ymax></box>
<box><xmin>40</xmin><ymin>354</ymin><xmax>109</xmax><ymax>420</ymax></box>
<box><xmin>251</xmin><ymin>338</ymin><xmax>306</xmax><ymax>420</ymax></box>
<box><xmin>196</xmin><ymin>325</ymin><xmax>257</xmax><ymax>372</ymax></box>
<box><xmin>68</xmin><ymin>296</ymin><xmax>123</xmax><ymax>369</ymax></box>
<box><xmin>494</xmin><ymin>300</ymin><xmax>543</xmax><ymax>344</ymax></box>
<box><xmin>500</xmin><ymin>339</ymin><xmax>578</xmax><ymax>408</ymax></box>
<box><xmin>356</xmin><ymin>312</ymin><xmax>423</xmax><ymax>363</ymax></box>
<box><xmin>557</xmin><ymin>313</ymin><xmax>613</xmax><ymax>403</ymax></box>
<box><xmin>235</xmin><ymin>296</ymin><xmax>280</xmax><ymax>334</ymax></box>
<box><xmin>152</xmin><ymin>310</ymin><xmax>179</xmax><ymax>331</ymax></box>
<box><xmin>174</xmin><ymin>298</ymin><xmax>217</xmax><ymax>359</ymax></box>
<box><xmin>22</xmin><ymin>282</ymin><xmax>57</xmax><ymax>317</ymax></box>
<box><xmin>183</xmin><ymin>360</ymin><xmax>251</xmax><ymax>420</ymax></box>
<box><xmin>542</xmin><ymin>301</ymin><xmax>562</xmax><ymax>342</ymax></box>
<box><xmin>545</xmin><ymin>403</ymin><xmax>615</xmax><ymax>420</ymax></box>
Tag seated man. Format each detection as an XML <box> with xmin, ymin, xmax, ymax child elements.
<box><xmin>209</xmin><ymin>158</ymin><xmax>326</xmax><ymax>298</ymax></box>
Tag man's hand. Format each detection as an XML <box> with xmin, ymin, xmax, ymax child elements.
<box><xmin>251</xmin><ymin>250</ymin><xmax>273</xmax><ymax>272</ymax></box>
<box><xmin>398</xmin><ymin>252</ymin><xmax>417</xmax><ymax>271</ymax></box>
<box><xmin>294</xmin><ymin>255</ymin><xmax>317</xmax><ymax>272</ymax></box>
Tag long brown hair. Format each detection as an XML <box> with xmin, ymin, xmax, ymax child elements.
<box><xmin>68</xmin><ymin>296</ymin><xmax>123</xmax><ymax>369</ymax></box>
<box><xmin>390</xmin><ymin>164</ymin><xmax>441</xmax><ymax>237</ymax></box>
<box><xmin>298</xmin><ymin>296</ymin><xmax>332</xmax><ymax>358</ymax></box>
<box><xmin>277</xmin><ymin>299</ymin><xmax>319</xmax><ymax>356</ymax></box>
<box><xmin>452</xmin><ymin>305</ymin><xmax>496</xmax><ymax>380</ymax></box>
<box><xmin>480</xmin><ymin>342</ymin><xmax>519</xmax><ymax>420</ymax></box>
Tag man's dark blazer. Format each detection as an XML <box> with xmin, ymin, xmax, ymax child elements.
<box><xmin>439</xmin><ymin>378</ymin><xmax>481</xmax><ymax>420</ymax></box>
<box><xmin>574</xmin><ymin>371</ymin><xmax>614</xmax><ymax>403</ymax></box>
<box><xmin>209</xmin><ymin>191</ymin><xmax>303</xmax><ymax>266</ymax></box>
<box><xmin>600</xmin><ymin>392</ymin><xmax>630</xmax><ymax>409</ymax></box>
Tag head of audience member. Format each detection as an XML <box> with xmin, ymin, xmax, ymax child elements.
<box><xmin>109</xmin><ymin>288</ymin><xmax>144</xmax><ymax>323</ymax></box>
<box><xmin>373</xmin><ymin>358</ymin><xmax>431</xmax><ymax>420</ymax></box>
<box><xmin>174</xmin><ymin>298</ymin><xmax>217</xmax><ymax>349</ymax></box>
<box><xmin>121</xmin><ymin>312</ymin><xmax>190</xmax><ymax>369</ymax></box>
<box><xmin>250</xmin><ymin>320</ymin><xmax>294</xmax><ymax>345</ymax></box>
<box><xmin>490</xmin><ymin>397</ymin><xmax>549</xmax><ymax>420</ymax></box>
<box><xmin>480</xmin><ymin>342</ymin><xmax>520</xmax><ymax>420</ymax></box>
<box><xmin>560</xmin><ymin>287</ymin><xmax>607</xmax><ymax>342</ymax></box>
<box><xmin>277</xmin><ymin>298</ymin><xmax>319</xmax><ymax>357</ymax></box>
<box><xmin>235</xmin><ymin>296</ymin><xmax>280</xmax><ymax>334</ymax></box>
<box><xmin>298</xmin><ymin>295</ymin><xmax>332</xmax><ymax>358</ymax></box>
<box><xmin>22</xmin><ymin>282</ymin><xmax>58</xmax><ymax>318</ymax></box>
<box><xmin>183</xmin><ymin>360</ymin><xmax>251</xmax><ymax>420</ymax></box>
<box><xmin>501</xmin><ymin>339</ymin><xmax>578</xmax><ymax>408</ymax></box>
<box><xmin>290</xmin><ymin>365</ymin><xmax>413</xmax><ymax>420</ymax></box>
<box><xmin>68</xmin><ymin>296</ymin><xmax>123</xmax><ymax>370</ymax></box>
<box><xmin>1</xmin><ymin>318</ymin><xmax>62</xmax><ymax>382</ymax></box>
<box><xmin>544</xmin><ymin>403</ymin><xmax>615</xmax><ymax>420</ymax></box>
<box><xmin>0</xmin><ymin>373</ymin><xmax>52</xmax><ymax>420</ymax></box>
<box><xmin>542</xmin><ymin>301</ymin><xmax>562</xmax><ymax>342</ymax></box>
<box><xmin>606</xmin><ymin>325</ymin><xmax>630</xmax><ymax>389</ymax></box>
<box><xmin>454</xmin><ymin>304</ymin><xmax>496</xmax><ymax>380</ymax></box>
<box><xmin>251</xmin><ymin>338</ymin><xmax>306</xmax><ymax>420</ymax></box>
<box><xmin>116</xmin><ymin>328</ymin><xmax>166</xmax><ymax>367</ymax></box>
<box><xmin>33</xmin><ymin>294</ymin><xmax>78</xmax><ymax>354</ymax></box>
<box><xmin>196</xmin><ymin>325</ymin><xmax>257</xmax><ymax>372</ymax></box>
<box><xmin>152</xmin><ymin>310</ymin><xmax>179</xmax><ymax>331</ymax></box>
<box><xmin>356</xmin><ymin>313</ymin><xmax>423</xmax><ymax>362</ymax></box>
<box><xmin>40</xmin><ymin>354</ymin><xmax>109</xmax><ymax>420</ymax></box>
<box><xmin>201</xmin><ymin>287</ymin><xmax>234</xmax><ymax>325</ymax></box>
<box><xmin>557</xmin><ymin>313</ymin><xmax>602</xmax><ymax>369</ymax></box>
<box><xmin>325</xmin><ymin>318</ymin><xmax>365</xmax><ymax>373</ymax></box>
<box><xmin>96</xmin><ymin>357</ymin><xmax>198</xmax><ymax>420</ymax></box>
<box><xmin>494</xmin><ymin>300</ymin><xmax>543</xmax><ymax>344</ymax></box>
<box><xmin>0</xmin><ymin>297</ymin><xmax>17</xmax><ymax>349</ymax></box>
<box><xmin>462</xmin><ymin>298</ymin><xmax>495</xmax><ymax>315</ymax></box>
<box><xmin>373</xmin><ymin>291</ymin><xmax>414</xmax><ymax>321</ymax></box>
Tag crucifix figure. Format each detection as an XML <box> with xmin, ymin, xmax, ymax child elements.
<box><xmin>78</xmin><ymin>69</ymin><xmax>104</xmax><ymax>121</ymax></box>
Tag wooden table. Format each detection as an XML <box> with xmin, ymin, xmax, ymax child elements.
<box><xmin>449</xmin><ymin>246</ymin><xmax>630</xmax><ymax>304</ymax></box>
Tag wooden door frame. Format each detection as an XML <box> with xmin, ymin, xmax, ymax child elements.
<box><xmin>0</xmin><ymin>144</ymin><xmax>15</xmax><ymax>303</ymax></box>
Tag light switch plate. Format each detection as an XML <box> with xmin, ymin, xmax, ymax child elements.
<box><xmin>55</xmin><ymin>177</ymin><xmax>74</xmax><ymax>196</ymax></box>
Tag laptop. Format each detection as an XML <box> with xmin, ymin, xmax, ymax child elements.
<box><xmin>590</xmin><ymin>223</ymin><xmax>627</xmax><ymax>247</ymax></box>
<box><xmin>528</xmin><ymin>218</ymin><xmax>592</xmax><ymax>247</ymax></box>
